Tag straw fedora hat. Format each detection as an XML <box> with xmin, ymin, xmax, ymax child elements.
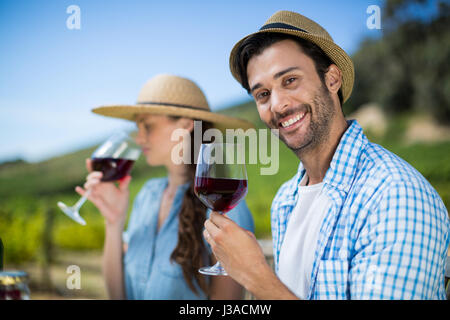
<box><xmin>92</xmin><ymin>74</ymin><xmax>254</xmax><ymax>130</ymax></box>
<box><xmin>229</xmin><ymin>10</ymin><xmax>355</xmax><ymax>103</ymax></box>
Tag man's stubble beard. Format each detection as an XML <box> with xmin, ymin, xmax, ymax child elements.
<box><xmin>277</xmin><ymin>84</ymin><xmax>336</xmax><ymax>157</ymax></box>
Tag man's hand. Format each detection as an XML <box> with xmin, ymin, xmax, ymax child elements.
<box><xmin>204</xmin><ymin>212</ymin><xmax>267</xmax><ymax>286</ymax></box>
<box><xmin>203</xmin><ymin>212</ymin><xmax>298</xmax><ymax>299</ymax></box>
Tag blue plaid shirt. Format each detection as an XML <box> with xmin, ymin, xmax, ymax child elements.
<box><xmin>271</xmin><ymin>120</ymin><xmax>450</xmax><ymax>299</ymax></box>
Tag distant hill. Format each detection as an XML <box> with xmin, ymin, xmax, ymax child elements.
<box><xmin>0</xmin><ymin>158</ymin><xmax>27</xmax><ymax>169</ymax></box>
<box><xmin>217</xmin><ymin>99</ymin><xmax>264</xmax><ymax>128</ymax></box>
<box><xmin>0</xmin><ymin>146</ymin><xmax>96</xmax><ymax>197</ymax></box>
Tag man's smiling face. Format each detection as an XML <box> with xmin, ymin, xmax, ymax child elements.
<box><xmin>247</xmin><ymin>39</ymin><xmax>336</xmax><ymax>154</ymax></box>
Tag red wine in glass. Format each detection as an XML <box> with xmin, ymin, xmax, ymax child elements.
<box><xmin>0</xmin><ymin>288</ymin><xmax>22</xmax><ymax>300</ymax></box>
<box><xmin>194</xmin><ymin>177</ymin><xmax>247</xmax><ymax>213</ymax></box>
<box><xmin>194</xmin><ymin>142</ymin><xmax>248</xmax><ymax>276</ymax></box>
<box><xmin>57</xmin><ymin>131</ymin><xmax>141</xmax><ymax>225</ymax></box>
<box><xmin>91</xmin><ymin>157</ymin><xmax>135</xmax><ymax>182</ymax></box>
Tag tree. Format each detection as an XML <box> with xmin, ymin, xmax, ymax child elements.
<box><xmin>347</xmin><ymin>0</ymin><xmax>450</xmax><ymax>123</ymax></box>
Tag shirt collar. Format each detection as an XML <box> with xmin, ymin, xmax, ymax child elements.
<box><xmin>295</xmin><ymin>120</ymin><xmax>367</xmax><ymax>194</ymax></box>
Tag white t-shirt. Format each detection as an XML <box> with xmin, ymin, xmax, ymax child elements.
<box><xmin>277</xmin><ymin>175</ymin><xmax>331</xmax><ymax>299</ymax></box>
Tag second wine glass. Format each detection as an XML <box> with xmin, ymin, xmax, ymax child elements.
<box><xmin>194</xmin><ymin>142</ymin><xmax>248</xmax><ymax>276</ymax></box>
<box><xmin>57</xmin><ymin>131</ymin><xmax>141</xmax><ymax>225</ymax></box>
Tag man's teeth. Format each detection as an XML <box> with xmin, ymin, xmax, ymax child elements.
<box><xmin>281</xmin><ymin>113</ymin><xmax>305</xmax><ymax>128</ymax></box>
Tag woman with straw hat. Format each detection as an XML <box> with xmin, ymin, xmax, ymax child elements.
<box><xmin>76</xmin><ymin>74</ymin><xmax>255</xmax><ymax>299</ymax></box>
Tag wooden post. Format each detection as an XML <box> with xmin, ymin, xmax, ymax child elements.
<box><xmin>0</xmin><ymin>237</ymin><xmax>3</xmax><ymax>271</ymax></box>
<box><xmin>40</xmin><ymin>205</ymin><xmax>55</xmax><ymax>291</ymax></box>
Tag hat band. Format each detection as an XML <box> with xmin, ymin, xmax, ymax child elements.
<box><xmin>259</xmin><ymin>22</ymin><xmax>309</xmax><ymax>33</ymax></box>
<box><xmin>137</xmin><ymin>101</ymin><xmax>207</xmax><ymax>111</ymax></box>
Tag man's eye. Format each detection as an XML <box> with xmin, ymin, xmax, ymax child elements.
<box><xmin>285</xmin><ymin>77</ymin><xmax>296</xmax><ymax>85</ymax></box>
<box><xmin>256</xmin><ymin>91</ymin><xmax>269</xmax><ymax>100</ymax></box>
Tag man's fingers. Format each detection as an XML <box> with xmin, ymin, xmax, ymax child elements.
<box><xmin>209</xmin><ymin>211</ymin><xmax>232</xmax><ymax>227</ymax></box>
<box><xmin>203</xmin><ymin>227</ymin><xmax>217</xmax><ymax>248</ymax></box>
<box><xmin>204</xmin><ymin>219</ymin><xmax>220</xmax><ymax>237</ymax></box>
<box><xmin>203</xmin><ymin>228</ymin><xmax>211</xmax><ymax>242</ymax></box>
<box><xmin>206</xmin><ymin>217</ymin><xmax>229</xmax><ymax>248</ymax></box>
<box><xmin>210</xmin><ymin>211</ymin><xmax>238</xmax><ymax>233</ymax></box>
<box><xmin>209</xmin><ymin>211</ymin><xmax>222</xmax><ymax>222</ymax></box>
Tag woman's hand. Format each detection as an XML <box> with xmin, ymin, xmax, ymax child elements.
<box><xmin>75</xmin><ymin>158</ymin><xmax>131</xmax><ymax>228</ymax></box>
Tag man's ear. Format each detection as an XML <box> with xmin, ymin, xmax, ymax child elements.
<box><xmin>325</xmin><ymin>64</ymin><xmax>342</xmax><ymax>95</ymax></box>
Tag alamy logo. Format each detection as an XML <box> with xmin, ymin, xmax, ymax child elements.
<box><xmin>66</xmin><ymin>265</ymin><xmax>81</xmax><ymax>289</ymax></box>
<box><xmin>170</xmin><ymin>121</ymin><xmax>280</xmax><ymax>175</ymax></box>
<box><xmin>66</xmin><ymin>5</ymin><xmax>81</xmax><ymax>30</ymax></box>
<box><xmin>366</xmin><ymin>5</ymin><xmax>381</xmax><ymax>30</ymax></box>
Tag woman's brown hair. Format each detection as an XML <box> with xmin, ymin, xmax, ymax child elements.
<box><xmin>169</xmin><ymin>118</ymin><xmax>212</xmax><ymax>296</ymax></box>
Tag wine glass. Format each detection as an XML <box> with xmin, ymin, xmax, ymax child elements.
<box><xmin>194</xmin><ymin>142</ymin><xmax>248</xmax><ymax>276</ymax></box>
<box><xmin>57</xmin><ymin>131</ymin><xmax>141</xmax><ymax>225</ymax></box>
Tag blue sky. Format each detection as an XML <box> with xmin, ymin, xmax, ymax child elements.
<box><xmin>0</xmin><ymin>0</ymin><xmax>386</xmax><ymax>162</ymax></box>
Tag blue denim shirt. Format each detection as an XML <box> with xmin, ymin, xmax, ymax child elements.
<box><xmin>123</xmin><ymin>177</ymin><xmax>255</xmax><ymax>300</ymax></box>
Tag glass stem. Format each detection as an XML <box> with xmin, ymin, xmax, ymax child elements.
<box><xmin>74</xmin><ymin>189</ymin><xmax>91</xmax><ymax>209</ymax></box>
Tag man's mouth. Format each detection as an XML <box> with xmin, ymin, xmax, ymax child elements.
<box><xmin>278</xmin><ymin>111</ymin><xmax>307</xmax><ymax>129</ymax></box>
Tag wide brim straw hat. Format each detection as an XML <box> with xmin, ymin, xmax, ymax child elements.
<box><xmin>229</xmin><ymin>10</ymin><xmax>354</xmax><ymax>103</ymax></box>
<box><xmin>92</xmin><ymin>74</ymin><xmax>254</xmax><ymax>130</ymax></box>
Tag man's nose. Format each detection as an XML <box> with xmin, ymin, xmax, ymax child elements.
<box><xmin>270</xmin><ymin>89</ymin><xmax>290</xmax><ymax>115</ymax></box>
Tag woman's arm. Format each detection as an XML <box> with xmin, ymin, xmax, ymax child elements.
<box><xmin>76</xmin><ymin>159</ymin><xmax>132</xmax><ymax>300</ymax></box>
<box><xmin>102</xmin><ymin>222</ymin><xmax>126</xmax><ymax>300</ymax></box>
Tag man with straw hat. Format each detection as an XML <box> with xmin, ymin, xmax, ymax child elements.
<box><xmin>203</xmin><ymin>11</ymin><xmax>450</xmax><ymax>299</ymax></box>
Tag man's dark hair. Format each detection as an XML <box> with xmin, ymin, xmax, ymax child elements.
<box><xmin>234</xmin><ymin>32</ymin><xmax>343</xmax><ymax>107</ymax></box>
